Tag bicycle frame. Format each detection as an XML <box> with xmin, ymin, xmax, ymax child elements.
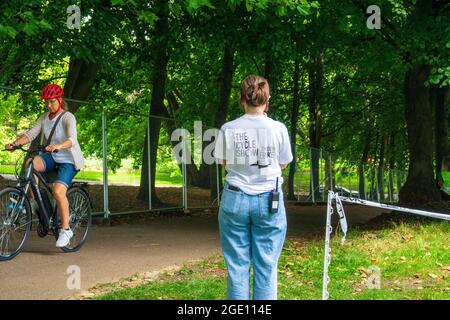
<box><xmin>18</xmin><ymin>154</ymin><xmax>58</xmax><ymax>232</ymax></box>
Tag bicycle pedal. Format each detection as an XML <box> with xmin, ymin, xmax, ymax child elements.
<box><xmin>37</xmin><ymin>223</ymin><xmax>48</xmax><ymax>238</ymax></box>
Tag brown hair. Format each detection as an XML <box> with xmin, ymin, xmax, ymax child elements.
<box><xmin>240</xmin><ymin>75</ymin><xmax>270</xmax><ymax>109</ymax></box>
<box><xmin>61</xmin><ymin>98</ymin><xmax>69</xmax><ymax>111</ymax></box>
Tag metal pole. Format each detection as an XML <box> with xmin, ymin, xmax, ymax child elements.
<box><xmin>320</xmin><ymin>150</ymin><xmax>323</xmax><ymax>201</ymax></box>
<box><xmin>329</xmin><ymin>154</ymin><xmax>333</xmax><ymax>192</ymax></box>
<box><xmin>310</xmin><ymin>148</ymin><xmax>315</xmax><ymax>203</ymax></box>
<box><xmin>388</xmin><ymin>169</ymin><xmax>393</xmax><ymax>203</ymax></box>
<box><xmin>375</xmin><ymin>168</ymin><xmax>380</xmax><ymax>202</ymax></box>
<box><xmin>181</xmin><ymin>144</ymin><xmax>187</xmax><ymax>210</ymax></box>
<box><xmin>296</xmin><ymin>164</ymin><xmax>300</xmax><ymax>201</ymax></box>
<box><xmin>147</xmin><ymin>118</ymin><xmax>152</xmax><ymax>211</ymax></box>
<box><xmin>102</xmin><ymin>109</ymin><xmax>109</xmax><ymax>219</ymax></box>
<box><xmin>216</xmin><ymin>161</ymin><xmax>220</xmax><ymax>206</ymax></box>
<box><xmin>361</xmin><ymin>163</ymin><xmax>366</xmax><ymax>200</ymax></box>
<box><xmin>349</xmin><ymin>167</ymin><xmax>353</xmax><ymax>197</ymax></box>
<box><xmin>182</xmin><ymin>132</ymin><xmax>188</xmax><ymax>210</ymax></box>
<box><xmin>322</xmin><ymin>191</ymin><xmax>333</xmax><ymax>300</ymax></box>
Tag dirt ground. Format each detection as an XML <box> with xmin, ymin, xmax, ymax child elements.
<box><xmin>88</xmin><ymin>184</ymin><xmax>215</xmax><ymax>213</ymax></box>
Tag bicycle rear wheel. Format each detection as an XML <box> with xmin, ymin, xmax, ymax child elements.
<box><xmin>61</xmin><ymin>187</ymin><xmax>92</xmax><ymax>252</ymax></box>
<box><xmin>0</xmin><ymin>188</ymin><xmax>32</xmax><ymax>261</ymax></box>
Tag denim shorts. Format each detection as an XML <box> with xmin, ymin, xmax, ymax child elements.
<box><xmin>39</xmin><ymin>153</ymin><xmax>78</xmax><ymax>188</ymax></box>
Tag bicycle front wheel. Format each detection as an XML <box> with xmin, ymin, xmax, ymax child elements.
<box><xmin>0</xmin><ymin>188</ymin><xmax>32</xmax><ymax>261</ymax></box>
<box><xmin>62</xmin><ymin>187</ymin><xmax>92</xmax><ymax>252</ymax></box>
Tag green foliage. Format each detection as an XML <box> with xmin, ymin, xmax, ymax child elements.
<box><xmin>0</xmin><ymin>0</ymin><xmax>448</xmax><ymax>192</ymax></box>
<box><xmin>0</xmin><ymin>93</ymin><xmax>38</xmax><ymax>164</ymax></box>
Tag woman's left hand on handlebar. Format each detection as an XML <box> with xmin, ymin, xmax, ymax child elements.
<box><xmin>45</xmin><ymin>144</ymin><xmax>59</xmax><ymax>153</ymax></box>
<box><xmin>5</xmin><ymin>142</ymin><xmax>16</xmax><ymax>151</ymax></box>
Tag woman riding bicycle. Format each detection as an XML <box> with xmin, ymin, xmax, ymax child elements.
<box><xmin>4</xmin><ymin>84</ymin><xmax>84</xmax><ymax>247</ymax></box>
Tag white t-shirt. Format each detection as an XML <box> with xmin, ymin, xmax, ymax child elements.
<box><xmin>214</xmin><ymin>114</ymin><xmax>293</xmax><ymax>195</ymax></box>
<box><xmin>43</xmin><ymin>114</ymin><xmax>75</xmax><ymax>165</ymax></box>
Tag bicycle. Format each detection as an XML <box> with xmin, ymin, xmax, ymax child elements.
<box><xmin>0</xmin><ymin>145</ymin><xmax>92</xmax><ymax>261</ymax></box>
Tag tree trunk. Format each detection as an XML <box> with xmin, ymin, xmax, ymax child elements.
<box><xmin>388</xmin><ymin>133</ymin><xmax>396</xmax><ymax>202</ymax></box>
<box><xmin>369</xmin><ymin>133</ymin><xmax>380</xmax><ymax>200</ymax></box>
<box><xmin>198</xmin><ymin>163</ymin><xmax>211</xmax><ymax>188</ymax></box>
<box><xmin>209</xmin><ymin>45</ymin><xmax>235</xmax><ymax>200</ymax></box>
<box><xmin>399</xmin><ymin>64</ymin><xmax>441</xmax><ymax>204</ymax></box>
<box><xmin>358</xmin><ymin>130</ymin><xmax>372</xmax><ymax>199</ymax></box>
<box><xmin>64</xmin><ymin>57</ymin><xmax>98</xmax><ymax>113</ymax></box>
<box><xmin>137</xmin><ymin>0</ymin><xmax>169</xmax><ymax>206</ymax></box>
<box><xmin>264</xmin><ymin>55</ymin><xmax>274</xmax><ymax>84</ymax></box>
<box><xmin>165</xmin><ymin>91</ymin><xmax>202</xmax><ymax>187</ymax></box>
<box><xmin>264</xmin><ymin>53</ymin><xmax>276</xmax><ymax>112</ymax></box>
<box><xmin>308</xmin><ymin>52</ymin><xmax>324</xmax><ymax>202</ymax></box>
<box><xmin>288</xmin><ymin>58</ymin><xmax>300</xmax><ymax>200</ymax></box>
<box><xmin>432</xmin><ymin>85</ymin><xmax>450</xmax><ymax>181</ymax></box>
<box><xmin>377</xmin><ymin>134</ymin><xmax>386</xmax><ymax>201</ymax></box>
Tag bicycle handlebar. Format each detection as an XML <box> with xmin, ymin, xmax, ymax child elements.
<box><xmin>4</xmin><ymin>145</ymin><xmax>59</xmax><ymax>153</ymax></box>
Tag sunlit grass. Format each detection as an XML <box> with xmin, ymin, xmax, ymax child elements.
<box><xmin>94</xmin><ymin>221</ymin><xmax>450</xmax><ymax>300</ymax></box>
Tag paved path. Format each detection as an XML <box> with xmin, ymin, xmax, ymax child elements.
<box><xmin>0</xmin><ymin>205</ymin><xmax>386</xmax><ymax>300</ymax></box>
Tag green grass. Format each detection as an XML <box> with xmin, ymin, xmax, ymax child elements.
<box><xmin>0</xmin><ymin>165</ymin><xmax>15</xmax><ymax>175</ymax></box>
<box><xmin>0</xmin><ymin>165</ymin><xmax>182</xmax><ymax>186</ymax></box>
<box><xmin>75</xmin><ymin>170</ymin><xmax>182</xmax><ymax>186</ymax></box>
<box><xmin>94</xmin><ymin>221</ymin><xmax>450</xmax><ymax>300</ymax></box>
<box><xmin>2</xmin><ymin>163</ymin><xmax>447</xmax><ymax>191</ymax></box>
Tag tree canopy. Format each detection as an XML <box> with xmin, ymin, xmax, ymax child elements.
<box><xmin>0</xmin><ymin>0</ymin><xmax>449</xmax><ymax>206</ymax></box>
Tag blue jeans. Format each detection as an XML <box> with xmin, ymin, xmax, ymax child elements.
<box><xmin>218</xmin><ymin>181</ymin><xmax>287</xmax><ymax>300</ymax></box>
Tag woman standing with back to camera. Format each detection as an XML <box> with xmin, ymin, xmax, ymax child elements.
<box><xmin>214</xmin><ymin>75</ymin><xmax>293</xmax><ymax>300</ymax></box>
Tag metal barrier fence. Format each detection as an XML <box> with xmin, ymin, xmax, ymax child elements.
<box><xmin>0</xmin><ymin>86</ymin><xmax>222</xmax><ymax>219</ymax></box>
<box><xmin>67</xmin><ymin>105</ymin><xmax>223</xmax><ymax>218</ymax></box>
<box><xmin>0</xmin><ymin>86</ymin><xmax>419</xmax><ymax>218</ymax></box>
<box><xmin>282</xmin><ymin>147</ymin><xmax>409</xmax><ymax>204</ymax></box>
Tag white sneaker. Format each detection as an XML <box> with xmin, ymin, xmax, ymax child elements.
<box><xmin>56</xmin><ymin>228</ymin><xmax>73</xmax><ymax>247</ymax></box>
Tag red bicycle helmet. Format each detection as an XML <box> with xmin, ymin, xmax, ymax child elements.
<box><xmin>40</xmin><ymin>84</ymin><xmax>64</xmax><ymax>114</ymax></box>
<box><xmin>40</xmin><ymin>84</ymin><xmax>64</xmax><ymax>100</ymax></box>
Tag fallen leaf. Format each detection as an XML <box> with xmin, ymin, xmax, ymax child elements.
<box><xmin>401</xmin><ymin>234</ymin><xmax>413</xmax><ymax>241</ymax></box>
